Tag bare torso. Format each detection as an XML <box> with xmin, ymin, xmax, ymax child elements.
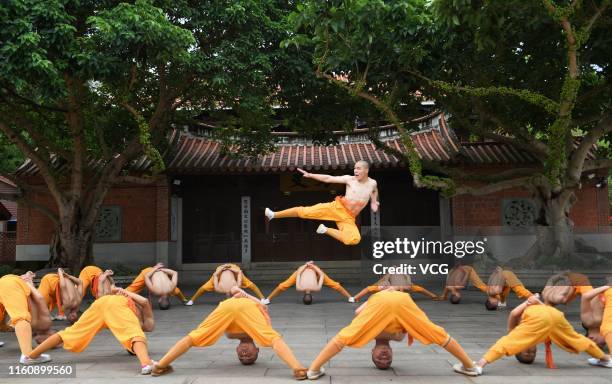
<box><xmin>342</xmin><ymin>177</ymin><xmax>377</xmax><ymax>216</ymax></box>
<box><xmin>581</xmin><ymin>295</ymin><xmax>604</xmax><ymax>328</ymax></box>
<box><xmin>297</xmin><ymin>267</ymin><xmax>319</xmax><ymax>292</ymax></box>
<box><xmin>446</xmin><ymin>266</ymin><xmax>469</xmax><ymax>288</ymax></box>
<box><xmin>217</xmin><ymin>269</ymin><xmax>239</xmax><ymax>293</ymax></box>
<box><xmin>149</xmin><ymin>270</ymin><xmax>174</xmax><ymax>296</ymax></box>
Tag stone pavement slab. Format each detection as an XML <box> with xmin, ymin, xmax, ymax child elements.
<box><xmin>0</xmin><ymin>285</ymin><xmax>610</xmax><ymax>384</ymax></box>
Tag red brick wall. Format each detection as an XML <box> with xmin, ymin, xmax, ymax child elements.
<box><xmin>451</xmin><ymin>172</ymin><xmax>609</xmax><ymax>231</ymax></box>
<box><xmin>17</xmin><ymin>179</ymin><xmax>170</xmax><ymax>245</ymax></box>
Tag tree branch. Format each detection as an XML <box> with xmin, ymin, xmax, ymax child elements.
<box><xmin>0</xmin><ymin>121</ymin><xmax>64</xmax><ymax>203</ymax></box>
<box><xmin>0</xmin><ymin>192</ymin><xmax>59</xmax><ymax>225</ymax></box>
<box><xmin>455</xmin><ymin>175</ymin><xmax>550</xmax><ymax>196</ymax></box>
<box><xmin>583</xmin><ymin>158</ymin><xmax>612</xmax><ymax>172</ymax></box>
<box><xmin>567</xmin><ymin>111</ymin><xmax>612</xmax><ymax>181</ymax></box>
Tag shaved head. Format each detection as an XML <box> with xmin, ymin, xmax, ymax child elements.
<box><xmin>356</xmin><ymin>160</ymin><xmax>370</xmax><ymax>169</ymax></box>
<box><xmin>237</xmin><ymin>340</ymin><xmax>259</xmax><ymax>365</ymax></box>
<box><xmin>372</xmin><ymin>343</ymin><xmax>393</xmax><ymax>369</ymax></box>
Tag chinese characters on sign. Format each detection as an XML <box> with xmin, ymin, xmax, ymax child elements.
<box><xmin>241</xmin><ymin>196</ymin><xmax>251</xmax><ymax>266</ymax></box>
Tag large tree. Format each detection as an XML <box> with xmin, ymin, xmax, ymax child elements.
<box><xmin>288</xmin><ymin>0</ymin><xmax>612</xmax><ymax>266</ymax></box>
<box><xmin>0</xmin><ymin>0</ymin><xmax>305</xmax><ymax>268</ymax></box>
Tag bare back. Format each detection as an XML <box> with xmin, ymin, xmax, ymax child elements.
<box><xmin>297</xmin><ymin>267</ymin><xmax>319</xmax><ymax>292</ymax></box>
<box><xmin>216</xmin><ymin>269</ymin><xmax>239</xmax><ymax>293</ymax></box>
<box><xmin>581</xmin><ymin>295</ymin><xmax>604</xmax><ymax>329</ymax></box>
<box><xmin>60</xmin><ymin>280</ymin><xmax>81</xmax><ymax>311</ymax></box>
<box><xmin>446</xmin><ymin>266</ymin><xmax>468</xmax><ymax>288</ymax></box>
<box><xmin>487</xmin><ymin>267</ymin><xmax>505</xmax><ymax>296</ymax></box>
<box><xmin>148</xmin><ymin>270</ymin><xmax>175</xmax><ymax>296</ymax></box>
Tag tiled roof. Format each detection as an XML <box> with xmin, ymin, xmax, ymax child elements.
<box><xmin>0</xmin><ymin>201</ymin><xmax>12</xmax><ymax>221</ymax></box>
<box><xmin>12</xmin><ymin>112</ymin><xmax>601</xmax><ymax>176</ymax></box>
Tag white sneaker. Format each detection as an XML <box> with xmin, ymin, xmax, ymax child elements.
<box><xmin>52</xmin><ymin>315</ymin><xmax>67</xmax><ymax>321</ymax></box>
<box><xmin>316</xmin><ymin>224</ymin><xmax>327</xmax><ymax>234</ymax></box>
<box><xmin>307</xmin><ymin>367</ymin><xmax>325</xmax><ymax>380</ymax></box>
<box><xmin>141</xmin><ymin>361</ymin><xmax>156</xmax><ymax>375</ymax></box>
<box><xmin>20</xmin><ymin>354</ymin><xmax>51</xmax><ymax>365</ymax></box>
<box><xmin>185</xmin><ymin>300</ymin><xmax>193</xmax><ymax>306</ymax></box>
<box><xmin>265</xmin><ymin>208</ymin><xmax>274</xmax><ymax>220</ymax></box>
<box><xmin>348</xmin><ymin>297</ymin><xmax>355</xmax><ymax>303</ymax></box>
<box><xmin>0</xmin><ymin>341</ymin><xmax>4</xmax><ymax>347</ymax></box>
<box><xmin>261</xmin><ymin>298</ymin><xmax>270</xmax><ymax>305</ymax></box>
<box><xmin>498</xmin><ymin>301</ymin><xmax>507</xmax><ymax>308</ymax></box>
<box><xmin>588</xmin><ymin>357</ymin><xmax>612</xmax><ymax>368</ymax></box>
<box><xmin>453</xmin><ymin>362</ymin><xmax>482</xmax><ymax>376</ymax></box>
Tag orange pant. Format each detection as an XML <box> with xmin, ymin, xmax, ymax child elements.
<box><xmin>126</xmin><ymin>267</ymin><xmax>186</xmax><ymax>299</ymax></box>
<box><xmin>275</xmin><ymin>197</ymin><xmax>360</xmax><ymax>245</ymax></box>
<box><xmin>336</xmin><ymin>290</ymin><xmax>448</xmax><ymax>348</ymax></box>
<box><xmin>38</xmin><ymin>273</ymin><xmax>64</xmax><ymax>316</ymax></box>
<box><xmin>462</xmin><ymin>266</ymin><xmax>487</xmax><ymax>292</ymax></box>
<box><xmin>0</xmin><ymin>275</ymin><xmax>32</xmax><ymax>325</ymax></box>
<box><xmin>58</xmin><ymin>295</ymin><xmax>145</xmax><ymax>353</ymax></box>
<box><xmin>500</xmin><ymin>270</ymin><xmax>533</xmax><ymax>302</ymax></box>
<box><xmin>483</xmin><ymin>304</ymin><xmax>603</xmax><ymax>362</ymax></box>
<box><xmin>188</xmin><ymin>298</ymin><xmax>280</xmax><ymax>347</ymax></box>
<box><xmin>79</xmin><ymin>266</ymin><xmax>103</xmax><ymax>298</ymax></box>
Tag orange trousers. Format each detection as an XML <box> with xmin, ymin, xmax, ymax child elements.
<box><xmin>275</xmin><ymin>197</ymin><xmax>360</xmax><ymax>245</ymax></box>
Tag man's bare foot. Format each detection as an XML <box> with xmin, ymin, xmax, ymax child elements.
<box><xmin>294</xmin><ymin>368</ymin><xmax>307</xmax><ymax>380</ymax></box>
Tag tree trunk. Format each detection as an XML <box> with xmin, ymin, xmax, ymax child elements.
<box><xmin>47</xmin><ymin>216</ymin><xmax>94</xmax><ymax>270</ymax></box>
<box><xmin>510</xmin><ymin>190</ymin><xmax>576</xmax><ymax>268</ymax></box>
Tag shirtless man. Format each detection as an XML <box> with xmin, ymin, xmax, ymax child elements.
<box><xmin>38</xmin><ymin>269</ymin><xmax>83</xmax><ymax>323</ymax></box>
<box><xmin>353</xmin><ymin>271</ymin><xmax>439</xmax><ymax>301</ymax></box>
<box><xmin>126</xmin><ymin>263</ymin><xmax>187</xmax><ymax>309</ymax></box>
<box><xmin>78</xmin><ymin>266</ymin><xmax>115</xmax><ymax>299</ymax></box>
<box><xmin>484</xmin><ymin>267</ymin><xmax>533</xmax><ymax>310</ymax></box>
<box><xmin>439</xmin><ymin>264</ymin><xmax>487</xmax><ymax>304</ymax></box>
<box><xmin>542</xmin><ymin>271</ymin><xmax>593</xmax><ymax>305</ymax></box>
<box><xmin>580</xmin><ymin>279</ymin><xmax>612</xmax><ymax>360</ymax></box>
<box><xmin>265</xmin><ymin>161</ymin><xmax>379</xmax><ymax>245</ymax></box>
<box><xmin>187</xmin><ymin>263</ymin><xmax>264</xmax><ymax>305</ymax></box>
<box><xmin>0</xmin><ymin>272</ymin><xmax>54</xmax><ymax>364</ymax></box>
<box><xmin>265</xmin><ymin>261</ymin><xmax>353</xmax><ymax>305</ymax></box>
<box><xmin>306</xmin><ymin>288</ymin><xmax>478</xmax><ymax>379</ymax></box>
<box><xmin>153</xmin><ymin>286</ymin><xmax>307</xmax><ymax>379</ymax></box>
<box><xmin>474</xmin><ymin>293</ymin><xmax>612</xmax><ymax>373</ymax></box>
<box><xmin>28</xmin><ymin>286</ymin><xmax>156</xmax><ymax>374</ymax></box>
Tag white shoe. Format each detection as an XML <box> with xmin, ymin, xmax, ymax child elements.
<box><xmin>261</xmin><ymin>298</ymin><xmax>270</xmax><ymax>305</ymax></box>
<box><xmin>498</xmin><ymin>301</ymin><xmax>507</xmax><ymax>308</ymax></box>
<box><xmin>316</xmin><ymin>224</ymin><xmax>327</xmax><ymax>234</ymax></box>
<box><xmin>265</xmin><ymin>208</ymin><xmax>275</xmax><ymax>220</ymax></box>
<box><xmin>20</xmin><ymin>354</ymin><xmax>51</xmax><ymax>365</ymax></box>
<box><xmin>141</xmin><ymin>361</ymin><xmax>156</xmax><ymax>375</ymax></box>
<box><xmin>52</xmin><ymin>315</ymin><xmax>67</xmax><ymax>321</ymax></box>
<box><xmin>453</xmin><ymin>362</ymin><xmax>482</xmax><ymax>376</ymax></box>
<box><xmin>348</xmin><ymin>297</ymin><xmax>355</xmax><ymax>303</ymax></box>
<box><xmin>307</xmin><ymin>367</ymin><xmax>325</xmax><ymax>380</ymax></box>
<box><xmin>0</xmin><ymin>341</ymin><xmax>4</xmax><ymax>347</ymax></box>
<box><xmin>185</xmin><ymin>300</ymin><xmax>193</xmax><ymax>306</ymax></box>
<box><xmin>588</xmin><ymin>357</ymin><xmax>612</xmax><ymax>368</ymax></box>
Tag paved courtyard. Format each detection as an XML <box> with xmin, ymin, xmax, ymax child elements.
<box><xmin>1</xmin><ymin>285</ymin><xmax>611</xmax><ymax>384</ymax></box>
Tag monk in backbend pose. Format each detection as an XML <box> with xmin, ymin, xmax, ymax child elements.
<box><xmin>28</xmin><ymin>286</ymin><xmax>156</xmax><ymax>374</ymax></box>
<box><xmin>439</xmin><ymin>264</ymin><xmax>488</xmax><ymax>304</ymax></box>
<box><xmin>0</xmin><ymin>272</ymin><xmax>55</xmax><ymax>364</ymax></box>
<box><xmin>153</xmin><ymin>286</ymin><xmax>307</xmax><ymax>379</ymax></box>
<box><xmin>580</xmin><ymin>280</ymin><xmax>612</xmax><ymax>366</ymax></box>
<box><xmin>484</xmin><ymin>267</ymin><xmax>533</xmax><ymax>310</ymax></box>
<box><xmin>78</xmin><ymin>266</ymin><xmax>115</xmax><ymax>299</ymax></box>
<box><xmin>38</xmin><ymin>269</ymin><xmax>83</xmax><ymax>323</ymax></box>
<box><xmin>126</xmin><ymin>263</ymin><xmax>187</xmax><ymax>309</ymax></box>
<box><xmin>306</xmin><ymin>288</ymin><xmax>479</xmax><ymax>379</ymax></box>
<box><xmin>353</xmin><ymin>271</ymin><xmax>439</xmax><ymax>302</ymax></box>
<box><xmin>265</xmin><ymin>161</ymin><xmax>379</xmax><ymax>246</ymax></box>
<box><xmin>186</xmin><ymin>263</ymin><xmax>264</xmax><ymax>305</ymax></box>
<box><xmin>542</xmin><ymin>271</ymin><xmax>593</xmax><ymax>306</ymax></box>
<box><xmin>265</xmin><ymin>261</ymin><xmax>353</xmax><ymax>305</ymax></box>
<box><xmin>474</xmin><ymin>293</ymin><xmax>611</xmax><ymax>373</ymax></box>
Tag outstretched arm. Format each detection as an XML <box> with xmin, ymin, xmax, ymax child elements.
<box><xmin>297</xmin><ymin>168</ymin><xmax>351</xmax><ymax>184</ymax></box>
<box><xmin>581</xmin><ymin>285</ymin><xmax>610</xmax><ymax>301</ymax></box>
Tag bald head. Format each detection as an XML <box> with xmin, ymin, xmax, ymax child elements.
<box><xmin>372</xmin><ymin>342</ymin><xmax>393</xmax><ymax>369</ymax></box>
<box><xmin>237</xmin><ymin>340</ymin><xmax>259</xmax><ymax>365</ymax></box>
<box><xmin>353</xmin><ymin>161</ymin><xmax>370</xmax><ymax>179</ymax></box>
